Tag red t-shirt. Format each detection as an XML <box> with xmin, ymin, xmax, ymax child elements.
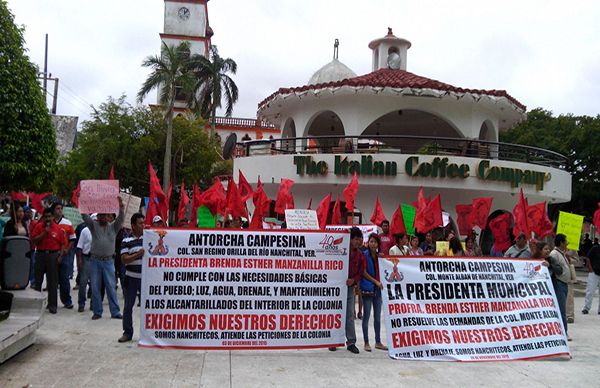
<box><xmin>31</xmin><ymin>221</ymin><xmax>67</xmax><ymax>251</ymax></box>
<box><xmin>379</xmin><ymin>232</ymin><xmax>394</xmax><ymax>255</ymax></box>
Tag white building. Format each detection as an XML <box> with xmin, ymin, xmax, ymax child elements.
<box><xmin>234</xmin><ymin>29</ymin><xmax>571</xmax><ymax>250</ymax></box>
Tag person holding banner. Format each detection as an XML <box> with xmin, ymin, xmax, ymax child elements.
<box><xmin>329</xmin><ymin>226</ymin><xmax>365</xmax><ymax>354</ymax></box>
<box><xmin>389</xmin><ymin>233</ymin><xmax>408</xmax><ymax>256</ymax></box>
<box><xmin>82</xmin><ymin>197</ymin><xmax>124</xmax><ymax>320</ymax></box>
<box><xmin>548</xmin><ymin>234</ymin><xmax>571</xmax><ymax>340</ymax></box>
<box><xmin>118</xmin><ymin>213</ymin><xmax>145</xmax><ymax>343</ymax></box>
<box><xmin>360</xmin><ymin>233</ymin><xmax>388</xmax><ymax>352</ymax></box>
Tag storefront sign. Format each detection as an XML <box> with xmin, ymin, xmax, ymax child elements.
<box><xmin>140</xmin><ymin>229</ymin><xmax>349</xmax><ymax>349</ymax></box>
<box><xmin>293</xmin><ymin>155</ymin><xmax>397</xmax><ymax>176</ymax></box>
<box><xmin>380</xmin><ymin>257</ymin><xmax>569</xmax><ymax>361</ymax></box>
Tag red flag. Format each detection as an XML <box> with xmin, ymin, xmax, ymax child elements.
<box><xmin>527</xmin><ymin>202</ymin><xmax>554</xmax><ymax>238</ymax></box>
<box><xmin>190</xmin><ymin>184</ymin><xmax>201</xmax><ymax>227</ymax></box>
<box><xmin>238</xmin><ymin>170</ymin><xmax>253</xmax><ymax>202</ymax></box>
<box><xmin>316</xmin><ymin>193</ymin><xmax>332</xmax><ymax>229</ymax></box>
<box><xmin>249</xmin><ymin>204</ymin><xmax>264</xmax><ymax>230</ymax></box>
<box><xmin>342</xmin><ymin>172</ymin><xmax>359</xmax><ymax>212</ymax></box>
<box><xmin>225</xmin><ymin>177</ymin><xmax>248</xmax><ymax>219</ymax></box>
<box><xmin>274</xmin><ymin>178</ymin><xmax>294</xmax><ymax>214</ymax></box>
<box><xmin>370</xmin><ymin>196</ymin><xmax>386</xmax><ymax>226</ymax></box>
<box><xmin>414</xmin><ymin>194</ymin><xmax>442</xmax><ymax>233</ymax></box>
<box><xmin>390</xmin><ymin>205</ymin><xmax>406</xmax><ymax>236</ymax></box>
<box><xmin>470</xmin><ymin>197</ymin><xmax>493</xmax><ymax>228</ymax></box>
<box><xmin>331</xmin><ymin>195</ymin><xmax>342</xmax><ymax>225</ymax></box>
<box><xmin>455</xmin><ymin>204</ymin><xmax>474</xmax><ymax>235</ymax></box>
<box><xmin>10</xmin><ymin>192</ymin><xmax>26</xmax><ymax>202</ymax></box>
<box><xmin>489</xmin><ymin>213</ymin><xmax>512</xmax><ymax>251</ymax></box>
<box><xmin>307</xmin><ymin>198</ymin><xmax>312</xmax><ymax>210</ymax></box>
<box><xmin>177</xmin><ymin>180</ymin><xmax>190</xmax><ymax>223</ymax></box>
<box><xmin>161</xmin><ymin>181</ymin><xmax>172</xmax><ymax>222</ymax></box>
<box><xmin>108</xmin><ymin>165</ymin><xmax>115</xmax><ymax>180</ymax></box>
<box><xmin>594</xmin><ymin>203</ymin><xmax>600</xmax><ymax>234</ymax></box>
<box><xmin>71</xmin><ymin>184</ymin><xmax>81</xmax><ymax>208</ymax></box>
<box><xmin>512</xmin><ymin>189</ymin><xmax>530</xmax><ymax>238</ymax></box>
<box><xmin>198</xmin><ymin>180</ymin><xmax>226</xmax><ymax>216</ymax></box>
<box><xmin>28</xmin><ymin>192</ymin><xmax>51</xmax><ymax>211</ymax></box>
<box><xmin>253</xmin><ymin>179</ymin><xmax>271</xmax><ymax>216</ymax></box>
<box><xmin>146</xmin><ymin>161</ymin><xmax>166</xmax><ymax>225</ymax></box>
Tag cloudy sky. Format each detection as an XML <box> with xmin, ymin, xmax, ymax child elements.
<box><xmin>7</xmin><ymin>0</ymin><xmax>600</xmax><ymax>126</ymax></box>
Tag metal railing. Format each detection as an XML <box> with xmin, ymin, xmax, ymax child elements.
<box><xmin>236</xmin><ymin>135</ymin><xmax>568</xmax><ymax>169</ymax></box>
<box><xmin>214</xmin><ymin>116</ymin><xmax>276</xmax><ymax>129</ymax></box>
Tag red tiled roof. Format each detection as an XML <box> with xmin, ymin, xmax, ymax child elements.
<box><xmin>257</xmin><ymin>68</ymin><xmax>525</xmax><ymax>111</ymax></box>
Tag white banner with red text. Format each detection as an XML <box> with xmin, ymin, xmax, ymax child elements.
<box><xmin>139</xmin><ymin>229</ymin><xmax>349</xmax><ymax>349</ymax></box>
<box><xmin>380</xmin><ymin>257</ymin><xmax>570</xmax><ymax>361</ymax></box>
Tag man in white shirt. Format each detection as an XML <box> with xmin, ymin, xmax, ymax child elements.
<box><xmin>76</xmin><ymin>224</ymin><xmax>92</xmax><ymax>313</ymax></box>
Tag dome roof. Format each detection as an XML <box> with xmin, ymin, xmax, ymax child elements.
<box><xmin>308</xmin><ymin>59</ymin><xmax>356</xmax><ymax>85</ymax></box>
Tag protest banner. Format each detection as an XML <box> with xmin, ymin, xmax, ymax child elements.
<box><xmin>380</xmin><ymin>256</ymin><xmax>569</xmax><ymax>361</ymax></box>
<box><xmin>285</xmin><ymin>209</ymin><xmax>319</xmax><ymax>230</ymax></box>
<box><xmin>119</xmin><ymin>193</ymin><xmax>142</xmax><ymax>229</ymax></box>
<box><xmin>556</xmin><ymin>211</ymin><xmax>584</xmax><ymax>250</ymax></box>
<box><xmin>78</xmin><ymin>180</ymin><xmax>119</xmax><ymax>214</ymax></box>
<box><xmin>62</xmin><ymin>207</ymin><xmax>83</xmax><ymax>226</ymax></box>
<box><xmin>326</xmin><ymin>224</ymin><xmax>378</xmax><ymax>246</ymax></box>
<box><xmin>139</xmin><ymin>229</ymin><xmax>349</xmax><ymax>349</ymax></box>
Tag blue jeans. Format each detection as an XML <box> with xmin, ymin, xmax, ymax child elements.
<box><xmin>362</xmin><ymin>290</ymin><xmax>382</xmax><ymax>344</ymax></box>
<box><xmin>77</xmin><ymin>254</ymin><xmax>91</xmax><ymax>309</ymax></box>
<box><xmin>89</xmin><ymin>256</ymin><xmax>120</xmax><ymax>317</ymax></box>
<box><xmin>59</xmin><ymin>248</ymin><xmax>74</xmax><ymax>306</ymax></box>
<box><xmin>123</xmin><ymin>276</ymin><xmax>141</xmax><ymax>338</ymax></box>
<box><xmin>345</xmin><ymin>285</ymin><xmax>356</xmax><ymax>345</ymax></box>
<box><xmin>553</xmin><ymin>279</ymin><xmax>568</xmax><ymax>335</ymax></box>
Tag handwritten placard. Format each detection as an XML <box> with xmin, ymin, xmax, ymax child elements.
<box><xmin>557</xmin><ymin>211</ymin><xmax>584</xmax><ymax>250</ymax></box>
<box><xmin>284</xmin><ymin>209</ymin><xmax>319</xmax><ymax>230</ymax></box>
<box><xmin>78</xmin><ymin>180</ymin><xmax>119</xmax><ymax>214</ymax></box>
<box><xmin>62</xmin><ymin>207</ymin><xmax>83</xmax><ymax>226</ymax></box>
<box><xmin>119</xmin><ymin>193</ymin><xmax>142</xmax><ymax>229</ymax></box>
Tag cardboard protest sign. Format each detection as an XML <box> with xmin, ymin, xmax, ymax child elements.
<box><xmin>119</xmin><ymin>193</ymin><xmax>142</xmax><ymax>229</ymax></box>
<box><xmin>62</xmin><ymin>207</ymin><xmax>83</xmax><ymax>226</ymax></box>
<box><xmin>380</xmin><ymin>256</ymin><xmax>569</xmax><ymax>361</ymax></box>
<box><xmin>140</xmin><ymin>229</ymin><xmax>349</xmax><ymax>349</ymax></box>
<box><xmin>78</xmin><ymin>180</ymin><xmax>119</xmax><ymax>214</ymax></box>
<box><xmin>285</xmin><ymin>209</ymin><xmax>319</xmax><ymax>230</ymax></box>
<box><xmin>556</xmin><ymin>211</ymin><xmax>584</xmax><ymax>250</ymax></box>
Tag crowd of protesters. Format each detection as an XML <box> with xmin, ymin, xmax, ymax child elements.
<box><xmin>1</xmin><ymin>196</ymin><xmax>597</xmax><ymax>352</ymax></box>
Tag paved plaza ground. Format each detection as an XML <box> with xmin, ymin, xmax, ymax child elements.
<box><xmin>1</xmin><ymin>281</ymin><xmax>600</xmax><ymax>388</ymax></box>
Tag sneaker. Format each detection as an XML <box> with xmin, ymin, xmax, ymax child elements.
<box><xmin>77</xmin><ymin>306</ymin><xmax>84</xmax><ymax>313</ymax></box>
<box><xmin>328</xmin><ymin>347</ymin><xmax>337</xmax><ymax>351</ymax></box>
<box><xmin>582</xmin><ymin>309</ymin><xmax>589</xmax><ymax>314</ymax></box>
<box><xmin>118</xmin><ymin>335</ymin><xmax>132</xmax><ymax>343</ymax></box>
<box><xmin>92</xmin><ymin>314</ymin><xmax>101</xmax><ymax>320</ymax></box>
<box><xmin>48</xmin><ymin>308</ymin><xmax>57</xmax><ymax>314</ymax></box>
<box><xmin>364</xmin><ymin>343</ymin><xmax>372</xmax><ymax>352</ymax></box>
<box><xmin>347</xmin><ymin>344</ymin><xmax>360</xmax><ymax>354</ymax></box>
<box><xmin>111</xmin><ymin>314</ymin><xmax>123</xmax><ymax>319</ymax></box>
<box><xmin>375</xmin><ymin>343</ymin><xmax>388</xmax><ymax>351</ymax></box>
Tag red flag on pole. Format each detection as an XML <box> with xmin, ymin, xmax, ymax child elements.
<box><xmin>177</xmin><ymin>180</ymin><xmax>189</xmax><ymax>223</ymax></box>
<box><xmin>28</xmin><ymin>192</ymin><xmax>51</xmax><ymax>211</ymax></box>
<box><xmin>390</xmin><ymin>205</ymin><xmax>406</xmax><ymax>236</ymax></box>
<box><xmin>225</xmin><ymin>177</ymin><xmax>248</xmax><ymax>219</ymax></box>
<box><xmin>274</xmin><ymin>178</ymin><xmax>294</xmax><ymax>214</ymax></box>
<box><xmin>238</xmin><ymin>170</ymin><xmax>253</xmax><ymax>202</ymax></box>
<box><xmin>252</xmin><ymin>178</ymin><xmax>271</xmax><ymax>216</ymax></box>
<box><xmin>527</xmin><ymin>202</ymin><xmax>554</xmax><ymax>238</ymax></box>
<box><xmin>316</xmin><ymin>193</ymin><xmax>332</xmax><ymax>229</ymax></box>
<box><xmin>146</xmin><ymin>161</ymin><xmax>166</xmax><ymax>225</ymax></box>
<box><xmin>489</xmin><ymin>213</ymin><xmax>512</xmax><ymax>252</ymax></box>
<box><xmin>342</xmin><ymin>172</ymin><xmax>359</xmax><ymax>212</ymax></box>
<box><xmin>512</xmin><ymin>189</ymin><xmax>530</xmax><ymax>238</ymax></box>
<box><xmin>71</xmin><ymin>184</ymin><xmax>81</xmax><ymax>208</ymax></box>
<box><xmin>470</xmin><ymin>197</ymin><xmax>493</xmax><ymax>229</ymax></box>
<box><xmin>455</xmin><ymin>204</ymin><xmax>474</xmax><ymax>235</ymax></box>
<box><xmin>198</xmin><ymin>180</ymin><xmax>226</xmax><ymax>216</ymax></box>
<box><xmin>331</xmin><ymin>195</ymin><xmax>342</xmax><ymax>225</ymax></box>
<box><xmin>108</xmin><ymin>165</ymin><xmax>115</xmax><ymax>180</ymax></box>
<box><xmin>161</xmin><ymin>181</ymin><xmax>172</xmax><ymax>222</ymax></box>
<box><xmin>414</xmin><ymin>194</ymin><xmax>442</xmax><ymax>233</ymax></box>
<box><xmin>370</xmin><ymin>196</ymin><xmax>386</xmax><ymax>226</ymax></box>
<box><xmin>190</xmin><ymin>184</ymin><xmax>201</xmax><ymax>227</ymax></box>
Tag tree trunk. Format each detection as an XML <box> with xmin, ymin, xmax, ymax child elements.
<box><xmin>163</xmin><ymin>104</ymin><xmax>174</xmax><ymax>193</ymax></box>
<box><xmin>210</xmin><ymin>105</ymin><xmax>216</xmax><ymax>137</ymax></box>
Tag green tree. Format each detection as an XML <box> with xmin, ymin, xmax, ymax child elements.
<box><xmin>500</xmin><ymin>108</ymin><xmax>600</xmax><ymax>217</ymax></box>
<box><xmin>189</xmin><ymin>45</ymin><xmax>239</xmax><ymax>134</ymax></box>
<box><xmin>56</xmin><ymin>96</ymin><xmax>223</xmax><ymax>201</ymax></box>
<box><xmin>0</xmin><ymin>1</ymin><xmax>57</xmax><ymax>191</ymax></box>
<box><xmin>137</xmin><ymin>41</ymin><xmax>199</xmax><ymax>192</ymax></box>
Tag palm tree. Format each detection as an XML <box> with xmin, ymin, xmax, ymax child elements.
<box><xmin>137</xmin><ymin>41</ymin><xmax>196</xmax><ymax>192</ymax></box>
<box><xmin>188</xmin><ymin>45</ymin><xmax>239</xmax><ymax>135</ymax></box>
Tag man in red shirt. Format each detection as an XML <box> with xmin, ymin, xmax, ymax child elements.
<box><xmin>31</xmin><ymin>208</ymin><xmax>67</xmax><ymax>314</ymax></box>
<box><xmin>378</xmin><ymin>220</ymin><xmax>394</xmax><ymax>255</ymax></box>
<box><xmin>52</xmin><ymin>202</ymin><xmax>76</xmax><ymax>309</ymax></box>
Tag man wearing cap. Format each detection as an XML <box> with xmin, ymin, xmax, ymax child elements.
<box><xmin>82</xmin><ymin>197</ymin><xmax>125</xmax><ymax>320</ymax></box>
<box><xmin>504</xmin><ymin>233</ymin><xmax>531</xmax><ymax>258</ymax></box>
<box><xmin>151</xmin><ymin>215</ymin><xmax>165</xmax><ymax>227</ymax></box>
<box><xmin>31</xmin><ymin>208</ymin><xmax>67</xmax><ymax>314</ymax></box>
